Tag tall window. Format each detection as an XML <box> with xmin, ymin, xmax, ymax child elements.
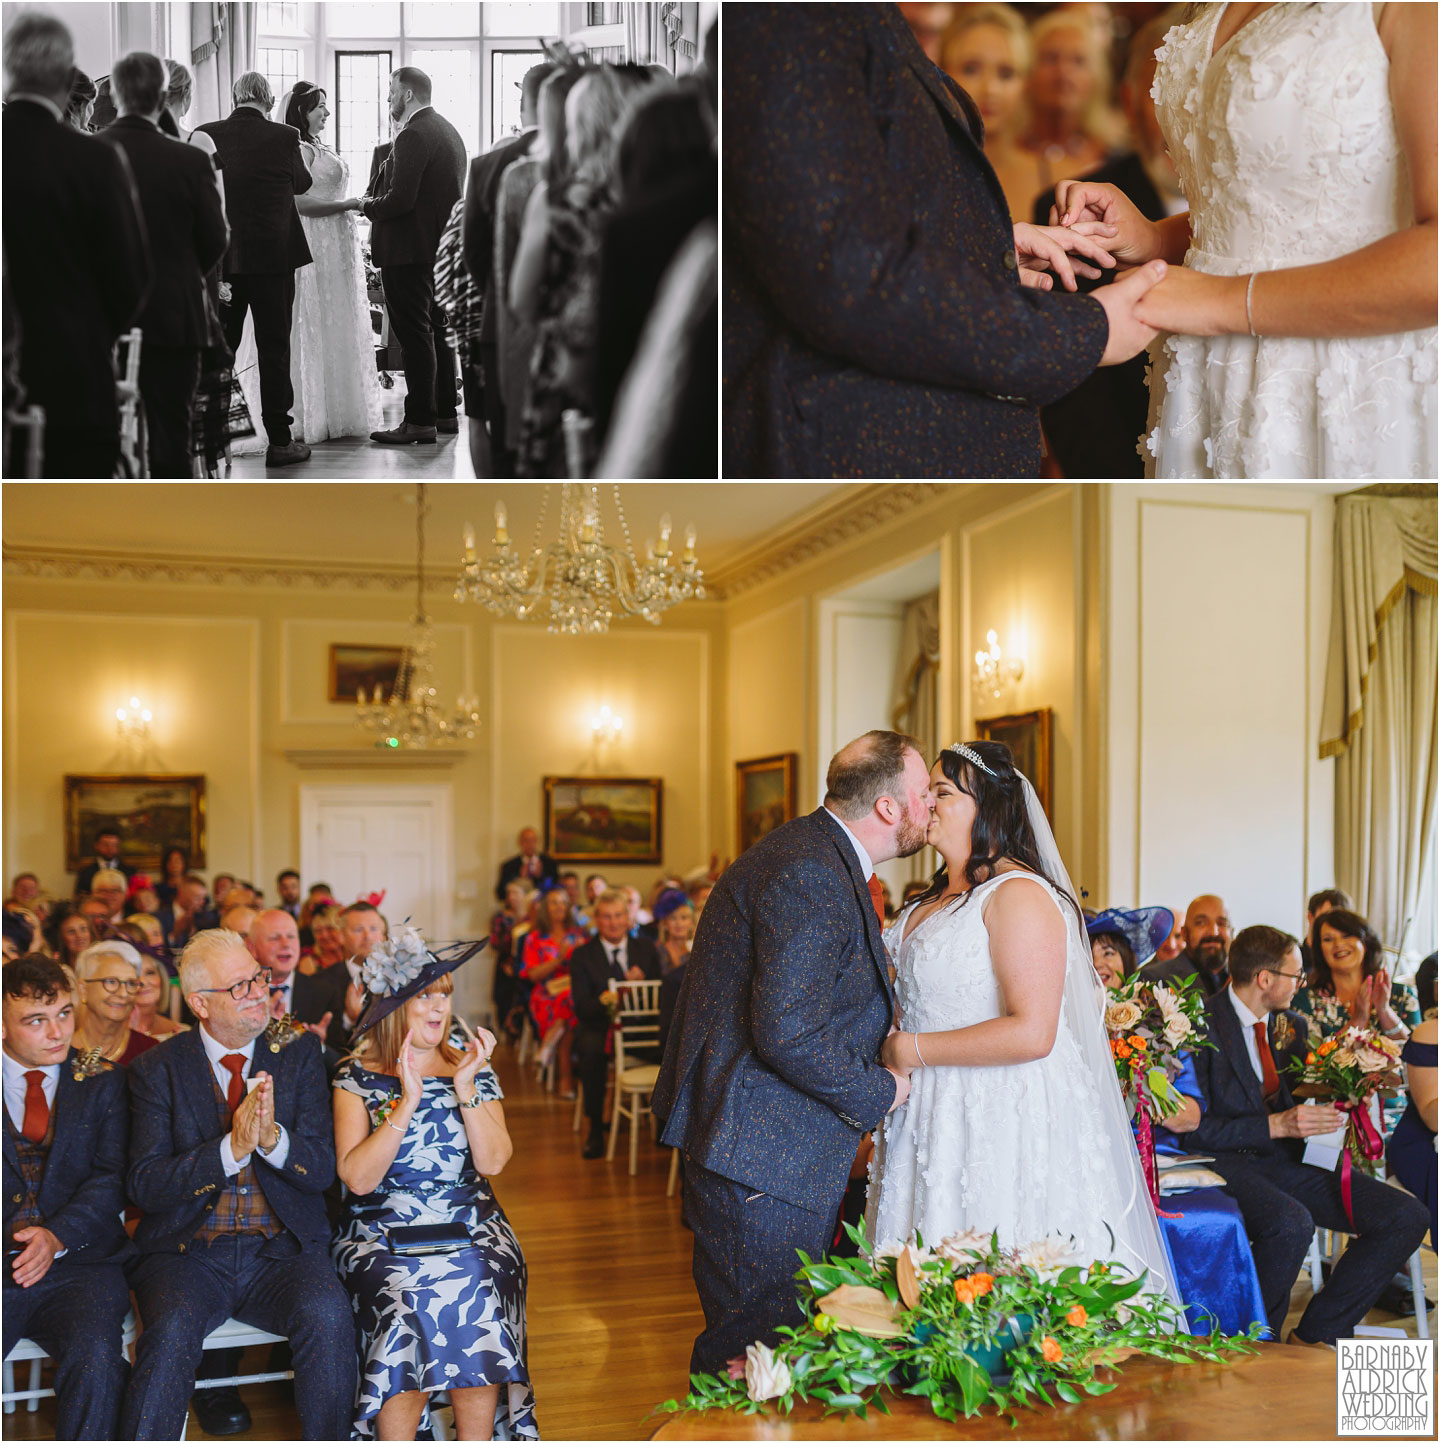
<box><xmin>335</xmin><ymin>50</ymin><xmax>392</xmax><ymax>190</ymax></box>
<box><xmin>490</xmin><ymin>48</ymin><xmax>544</xmax><ymax>143</ymax></box>
<box><xmin>258</xmin><ymin>45</ymin><xmax>301</xmax><ymax>106</ymax></box>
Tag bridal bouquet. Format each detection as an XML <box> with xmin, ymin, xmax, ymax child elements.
<box><xmin>1103</xmin><ymin>975</ymin><xmax>1211</xmax><ymax>1205</ymax></box>
<box><xmin>659</xmin><ymin>1226</ymin><xmax>1255</xmax><ymax>1423</ymax></box>
<box><xmin>1287</xmin><ymin>1026</ymin><xmax>1404</xmax><ymax>1189</ymax></box>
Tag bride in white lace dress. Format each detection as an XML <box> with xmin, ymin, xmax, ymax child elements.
<box><xmin>866</xmin><ymin>742</ymin><xmax>1176</xmax><ymax>1302</ymax></box>
<box><xmin>234</xmin><ymin>83</ymin><xmax>383</xmax><ymax>451</ymax></box>
<box><xmin>1051</xmin><ymin>2</ymin><xmax>1435</xmax><ymax>478</ymax></box>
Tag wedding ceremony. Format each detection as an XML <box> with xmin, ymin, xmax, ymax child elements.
<box><xmin>1</xmin><ymin>477</ymin><xmax>1434</xmax><ymax>1440</ymax></box>
<box><xmin>1</xmin><ymin>0</ymin><xmax>717</xmax><ymax>480</ymax></box>
<box><xmin>722</xmin><ymin>1</ymin><xmax>1438</xmax><ymax>480</ymax></box>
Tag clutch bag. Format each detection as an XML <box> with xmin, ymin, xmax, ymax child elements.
<box><xmin>385</xmin><ymin>1221</ymin><xmax>474</xmax><ymax>1255</ymax></box>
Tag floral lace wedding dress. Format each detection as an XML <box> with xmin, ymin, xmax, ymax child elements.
<box><xmin>865</xmin><ymin>873</ymin><xmax>1173</xmax><ymax>1294</ymax></box>
<box><xmin>234</xmin><ymin>141</ymin><xmax>382</xmax><ymax>451</ymax></box>
<box><xmin>1143</xmin><ymin>2</ymin><xmax>1436</xmax><ymax>478</ymax></box>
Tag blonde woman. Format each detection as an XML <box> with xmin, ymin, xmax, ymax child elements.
<box><xmin>333</xmin><ymin>931</ymin><xmax>536</xmax><ymax>1440</ymax></box>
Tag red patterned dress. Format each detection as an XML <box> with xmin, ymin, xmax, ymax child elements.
<box><xmin>521</xmin><ymin>927</ymin><xmax>587</xmax><ymax>1034</ymax></box>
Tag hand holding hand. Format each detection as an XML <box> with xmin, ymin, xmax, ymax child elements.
<box><xmin>1012</xmin><ymin>220</ymin><xmax>1117</xmax><ymax>292</ymax></box>
<box><xmin>625</xmin><ymin>964</ymin><xmax>646</xmax><ymax>981</ymax></box>
<box><xmin>1133</xmin><ymin>265</ymin><xmax>1246</xmax><ymax>338</ymax></box>
<box><xmin>1051</xmin><ymin>180</ymin><xmax>1162</xmax><ymax>268</ymax></box>
<box><xmin>10</xmin><ymin>1226</ymin><xmax>63</xmax><ymax>1288</ymax></box>
<box><xmin>881</xmin><ymin>1031</ymin><xmax>913</xmax><ymax>1072</ymax></box>
<box><xmin>886</xmin><ymin>1066</ymin><xmax>911</xmax><ymax>1112</ymax></box>
<box><xmin>1095</xmin><ymin>260</ymin><xmax>1168</xmax><ymax>366</ymax></box>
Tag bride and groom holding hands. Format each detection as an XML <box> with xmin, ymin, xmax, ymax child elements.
<box><xmin>723</xmin><ymin>2</ymin><xmax>1436</xmax><ymax>479</ymax></box>
<box><xmin>653</xmin><ymin>730</ymin><xmax>1174</xmax><ymax>1375</ymax></box>
<box><xmin>206</xmin><ymin>66</ymin><xmax>464</xmax><ymax>461</ymax></box>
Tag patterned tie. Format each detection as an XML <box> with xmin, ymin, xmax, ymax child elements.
<box><xmin>21</xmin><ymin>1070</ymin><xmax>48</xmax><ymax>1143</ymax></box>
<box><xmin>866</xmin><ymin>876</ymin><xmax>886</xmax><ymax>925</ymax></box>
<box><xmin>1252</xmin><ymin>1022</ymin><xmax>1280</xmax><ymax>1101</ymax></box>
<box><xmin>220</xmin><ymin>1053</ymin><xmax>247</xmax><ymax>1114</ymax></box>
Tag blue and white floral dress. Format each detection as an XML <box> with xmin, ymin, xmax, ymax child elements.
<box><xmin>333</xmin><ymin>1061</ymin><xmax>537</xmax><ymax>1439</ymax></box>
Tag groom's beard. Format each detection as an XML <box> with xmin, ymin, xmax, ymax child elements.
<box><xmin>893</xmin><ymin>812</ymin><xmax>929</xmax><ymax>859</ymax></box>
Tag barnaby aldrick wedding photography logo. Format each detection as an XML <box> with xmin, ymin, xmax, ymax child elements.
<box><xmin>1336</xmin><ymin>1339</ymin><xmax>1435</xmax><ymax>1437</ymax></box>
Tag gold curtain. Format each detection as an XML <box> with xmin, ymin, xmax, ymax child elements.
<box><xmin>892</xmin><ymin>591</ymin><xmax>941</xmax><ymax>887</ymax></box>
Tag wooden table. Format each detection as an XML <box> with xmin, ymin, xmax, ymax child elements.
<box><xmin>651</xmin><ymin>1344</ymin><xmax>1338</xmax><ymax>1439</ymax></box>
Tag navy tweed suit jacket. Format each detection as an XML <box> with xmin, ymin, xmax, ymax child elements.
<box><xmin>2</xmin><ymin>1051</ymin><xmax>131</xmax><ymax>1266</ymax></box>
<box><xmin>724</xmin><ymin>2</ymin><xmax>1109</xmax><ymax>478</ymax></box>
<box><xmin>126</xmin><ymin>1025</ymin><xmax>336</xmax><ymax>1254</ymax></box>
<box><xmin>651</xmin><ymin>808</ymin><xmax>896</xmax><ymax>1213</ymax></box>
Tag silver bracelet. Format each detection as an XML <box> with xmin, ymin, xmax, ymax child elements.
<box><xmin>912</xmin><ymin>1032</ymin><xmax>927</xmax><ymax>1068</ymax></box>
<box><xmin>1245</xmin><ymin>271</ymin><xmax>1259</xmax><ymax>337</ymax></box>
<box><xmin>384</xmin><ymin>1118</ymin><xmax>405</xmax><ymax>1134</ymax></box>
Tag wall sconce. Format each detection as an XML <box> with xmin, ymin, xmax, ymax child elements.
<box><xmin>972</xmin><ymin>631</ymin><xmax>1024</xmax><ymax>705</ymax></box>
<box><xmin>590</xmin><ymin>705</ymin><xmax>624</xmax><ymax>746</ymax></box>
<box><xmin>115</xmin><ymin>696</ymin><xmax>153</xmax><ymax>743</ymax></box>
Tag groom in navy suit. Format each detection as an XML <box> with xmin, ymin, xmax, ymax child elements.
<box><xmin>653</xmin><ymin>731</ymin><xmax>933</xmax><ymax>1375</ymax></box>
<box><xmin>723</xmin><ymin>3</ymin><xmax>1169</xmax><ymax>478</ymax></box>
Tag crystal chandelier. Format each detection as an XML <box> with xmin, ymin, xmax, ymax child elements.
<box><xmin>453</xmin><ymin>484</ymin><xmax>704</xmax><ymax>635</ymax></box>
<box><xmin>356</xmin><ymin>484</ymin><xmax>480</xmax><ymax>750</ymax></box>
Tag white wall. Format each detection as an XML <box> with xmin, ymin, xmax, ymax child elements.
<box><xmin>1</xmin><ymin>0</ymin><xmax>117</xmax><ymax>78</ymax></box>
<box><xmin>1104</xmin><ymin>485</ymin><xmax>1336</xmax><ymax>932</ymax></box>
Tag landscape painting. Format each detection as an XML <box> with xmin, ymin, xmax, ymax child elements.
<box><xmin>543</xmin><ymin>776</ymin><xmax>663</xmax><ymax>863</ymax></box>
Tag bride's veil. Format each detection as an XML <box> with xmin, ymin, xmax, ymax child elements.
<box><xmin>1017</xmin><ymin>772</ymin><xmax>1182</xmax><ymax>1314</ymax></box>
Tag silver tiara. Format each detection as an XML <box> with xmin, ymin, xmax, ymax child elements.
<box><xmin>947</xmin><ymin>742</ymin><xmax>996</xmax><ymax>776</ymax></box>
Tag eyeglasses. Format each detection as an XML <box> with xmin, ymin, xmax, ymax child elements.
<box><xmin>91</xmin><ymin>976</ymin><xmax>141</xmax><ymax>995</ymax></box>
<box><xmin>192</xmin><ymin>967</ymin><xmax>273</xmax><ymax>1001</ymax></box>
<box><xmin>1268</xmin><ymin>970</ymin><xmax>1307</xmax><ymax>982</ymax></box>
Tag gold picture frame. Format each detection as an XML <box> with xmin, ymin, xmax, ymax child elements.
<box><xmin>735</xmin><ymin>752</ymin><xmax>798</xmax><ymax>855</ymax></box>
<box><xmin>543</xmin><ymin>776</ymin><xmax>663</xmax><ymax>864</ymax></box>
<box><xmin>64</xmin><ymin>774</ymin><xmax>207</xmax><ymax>873</ymax></box>
<box><xmin>328</xmin><ymin>643</ymin><xmax>404</xmax><ymax>704</ymax></box>
<box><xmin>975</xmin><ymin>709</ymin><xmax>1054</xmax><ymax>819</ymax></box>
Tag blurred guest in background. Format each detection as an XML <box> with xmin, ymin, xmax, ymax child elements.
<box><xmin>63</xmin><ymin>66</ymin><xmax>96</xmax><ymax>130</ymax></box>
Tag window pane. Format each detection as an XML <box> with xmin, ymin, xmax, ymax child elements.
<box><xmin>585</xmin><ymin>2</ymin><xmax>621</xmax><ymax>22</ymax></box>
<box><xmin>258</xmin><ymin>47</ymin><xmax>301</xmax><ymax>109</ymax></box>
<box><xmin>410</xmin><ymin>47</ymin><xmax>477</xmax><ymax>158</ymax></box>
<box><xmin>405</xmin><ymin>2</ymin><xmax>480</xmax><ymax>36</ymax></box>
<box><xmin>491</xmin><ymin>48</ymin><xmax>543</xmax><ymax>144</ymax></box>
<box><xmin>327</xmin><ymin>2</ymin><xmax>402</xmax><ymax>37</ymax></box>
<box><xmin>336</xmin><ymin>50</ymin><xmax>392</xmax><ymax>195</ymax></box>
<box><xmin>259</xmin><ymin>2</ymin><xmax>301</xmax><ymax>34</ymax></box>
<box><xmin>483</xmin><ymin>3</ymin><xmax>560</xmax><ymax>36</ymax></box>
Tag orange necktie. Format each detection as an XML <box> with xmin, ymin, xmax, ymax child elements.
<box><xmin>220</xmin><ymin>1053</ymin><xmax>247</xmax><ymax>1114</ymax></box>
<box><xmin>866</xmin><ymin>876</ymin><xmax>886</xmax><ymax>925</ymax></box>
<box><xmin>1253</xmin><ymin>1022</ymin><xmax>1280</xmax><ymax>1101</ymax></box>
<box><xmin>21</xmin><ymin>1069</ymin><xmax>48</xmax><ymax>1142</ymax></box>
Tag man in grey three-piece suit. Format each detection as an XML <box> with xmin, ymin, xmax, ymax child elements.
<box><xmin>652</xmin><ymin>731</ymin><xmax>934</xmax><ymax>1375</ymax></box>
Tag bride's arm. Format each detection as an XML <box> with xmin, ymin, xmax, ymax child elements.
<box><xmin>293</xmin><ymin>142</ymin><xmax>363</xmax><ymax>217</ymax></box>
<box><xmin>881</xmin><ymin>882</ymin><xmax>1066</xmax><ymax>1070</ymax></box>
<box><xmin>1132</xmin><ymin>3</ymin><xmax>1436</xmax><ymax>339</ymax></box>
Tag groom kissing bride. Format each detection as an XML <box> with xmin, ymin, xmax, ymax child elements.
<box><xmin>653</xmin><ymin>731</ymin><xmax>1174</xmax><ymax>1376</ymax></box>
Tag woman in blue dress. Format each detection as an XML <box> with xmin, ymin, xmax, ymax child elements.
<box><xmin>333</xmin><ymin>927</ymin><xmax>537</xmax><ymax>1440</ymax></box>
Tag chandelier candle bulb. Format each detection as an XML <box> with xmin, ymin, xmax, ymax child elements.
<box><xmin>463</xmin><ymin>522</ymin><xmax>476</xmax><ymax>559</ymax></box>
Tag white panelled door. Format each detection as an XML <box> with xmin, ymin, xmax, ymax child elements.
<box><xmin>299</xmin><ymin>785</ymin><xmax>453</xmax><ymax>939</ymax></box>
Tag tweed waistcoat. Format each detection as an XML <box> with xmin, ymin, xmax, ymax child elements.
<box><xmin>196</xmin><ymin>1065</ymin><xmax>282</xmax><ymax>1240</ymax></box>
<box><xmin>5</xmin><ymin>1101</ymin><xmax>56</xmax><ymax>1236</ymax></box>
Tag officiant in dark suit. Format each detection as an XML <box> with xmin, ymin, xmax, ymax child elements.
<box><xmin>652</xmin><ymin>732</ymin><xmax>930</xmax><ymax>1375</ymax></box>
<box><xmin>197</xmin><ymin>69</ymin><xmax>314</xmax><ymax>467</ymax></box>
<box><xmin>1</xmin><ymin>11</ymin><xmax>150</xmax><ymax>479</ymax></box>
<box><xmin>1184</xmin><ymin>925</ymin><xmax>1429</xmax><ymax>1347</ymax></box>
<box><xmin>3</xmin><ymin>957</ymin><xmax>133</xmax><ymax>1441</ymax></box>
<box><xmin>98</xmin><ymin>51</ymin><xmax>229</xmax><ymax>479</ymax></box>
<box><xmin>723</xmin><ymin>3</ymin><xmax>1169</xmax><ymax>479</ymax></box>
<box><xmin>361</xmin><ymin>66</ymin><xmax>467</xmax><ymax>445</ymax></box>
<box><xmin>571</xmin><ymin>890</ymin><xmax>661</xmax><ymax>1159</ymax></box>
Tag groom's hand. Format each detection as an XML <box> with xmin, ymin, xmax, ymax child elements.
<box><xmin>885</xmin><ymin>1066</ymin><xmax>911</xmax><ymax>1111</ymax></box>
<box><xmin>1096</xmin><ymin>261</ymin><xmax>1168</xmax><ymax>366</ymax></box>
<box><xmin>1012</xmin><ymin>222</ymin><xmax>1117</xmax><ymax>292</ymax></box>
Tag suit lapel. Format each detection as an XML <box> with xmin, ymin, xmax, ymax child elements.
<box><xmin>1212</xmin><ymin>991</ymin><xmax>1265</xmax><ymax>1111</ymax></box>
<box><xmin>811</xmin><ymin>810</ymin><xmax>894</xmax><ymax>1010</ymax></box>
<box><xmin>178</xmin><ymin>1027</ymin><xmax>223</xmax><ymax>1131</ymax></box>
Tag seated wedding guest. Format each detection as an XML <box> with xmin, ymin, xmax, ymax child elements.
<box><xmin>97</xmin><ymin>55</ymin><xmax>231</xmax><ymax>474</ymax></box>
<box><xmin>641</xmin><ymin>876</ymin><xmax>685</xmax><ymax>941</ymax></box>
<box><xmin>120</xmin><ymin>928</ymin><xmax>355</xmax><ymax>1440</ymax></box>
<box><xmin>220</xmin><ymin>901</ymin><xmax>258</xmax><ymax>937</ymax></box>
<box><xmin>560</xmin><ymin>871</ymin><xmax>589</xmax><ymax>928</ymax></box>
<box><xmin>1141</xmin><ymin>893</ymin><xmax>1232</xmax><ymax>997</ymax></box>
<box><xmin>74</xmin><ymin>827</ymin><xmax>135</xmax><ymax>896</ymax></box>
<box><xmin>158</xmin><ymin>872</ymin><xmax>216</xmax><ymax>950</ymax></box>
<box><xmin>2</xmin><ymin>13</ymin><xmax>151</xmax><ymax>478</ymax></box>
<box><xmin>1388</xmin><ymin>956</ymin><xmax>1436</xmax><ymax>1244</ymax></box>
<box><xmin>653</xmin><ymin>888</ymin><xmax>695</xmax><ymax>976</ymax></box>
<box><xmin>335</xmin><ymin>901</ymin><xmax>389</xmax><ymax>1050</ymax></box>
<box><xmin>490</xmin><ymin>880</ymin><xmax>533</xmax><ymax>1039</ymax></box>
<box><xmin>89</xmin><ymin>868</ymin><xmax>129</xmax><ymax>925</ymax></box>
<box><xmin>1086</xmin><ymin>904</ymin><xmax>1172</xmax><ymax>990</ymax></box>
<box><xmin>300</xmin><ymin>901</ymin><xmax>345</xmax><ymax>973</ymax></box>
<box><xmin>2</xmin><ymin>955</ymin><xmax>133</xmax><ymax>1441</ymax></box>
<box><xmin>78</xmin><ymin>895</ymin><xmax>119</xmax><ymax>937</ymax></box>
<box><xmin>520</xmin><ymin>886</ymin><xmax>587</xmax><ymax>1096</ymax></box>
<box><xmin>8</xmin><ymin>872</ymin><xmax>40</xmax><ymax>908</ymax></box>
<box><xmin>129</xmin><ymin>945</ymin><xmax>185</xmax><ymax>1040</ymax></box>
<box><xmin>623</xmin><ymin>885</ymin><xmax>648</xmax><ymax>936</ymax></box>
<box><xmin>1183</xmin><ymin>924</ymin><xmax>1430</xmax><ymax>1347</ymax></box>
<box><xmin>333</xmin><ymin>933</ymin><xmax>536</xmax><ymax>1439</ymax></box>
<box><xmin>63</xmin><ymin>65</ymin><xmax>96</xmax><ymax>130</ymax></box>
<box><xmin>495</xmin><ymin>825</ymin><xmax>558</xmax><ymax>901</ymax></box>
<box><xmin>940</xmin><ymin>4</ymin><xmax>1032</xmax><ymax>218</ymax></box>
<box><xmin>1295</xmin><ymin>907</ymin><xmax>1418</xmax><ymax>1045</ymax></box>
<box><xmin>276</xmin><ymin>870</ymin><xmax>302</xmax><ymax>920</ymax></box>
<box><xmin>212</xmin><ymin>874</ymin><xmax>236</xmax><ymax>907</ymax></box>
<box><xmin>1153</xmin><ymin>904</ymin><xmax>1186</xmax><ymax>965</ymax></box>
<box><xmin>1299</xmin><ymin>887</ymin><xmax>1353</xmax><ymax>978</ymax></box>
<box><xmin>3</xmin><ymin>909</ymin><xmax>34</xmax><ymax>961</ymax></box>
<box><xmin>121</xmin><ymin>912</ymin><xmax>167</xmax><ymax>949</ymax></box>
<box><xmin>72</xmin><ymin>939</ymin><xmax>159</xmax><ymax>1066</ymax></box>
<box><xmin>585</xmin><ymin>873</ymin><xmax>608</xmax><ymax>908</ymax></box>
<box><xmin>126</xmin><ymin>873</ymin><xmax>161</xmax><ymax>915</ymax></box>
<box><xmin>46</xmin><ymin>903</ymin><xmax>97</xmax><ymax>971</ymax></box>
<box><xmin>249</xmin><ymin>909</ymin><xmax>344</xmax><ymax>1053</ymax></box>
<box><xmin>570</xmin><ymin>890</ymin><xmax>661</xmax><ymax>1159</ymax></box>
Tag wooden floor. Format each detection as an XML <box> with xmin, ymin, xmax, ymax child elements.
<box><xmin>5</xmin><ymin>1042</ymin><xmax>1433</xmax><ymax>1440</ymax></box>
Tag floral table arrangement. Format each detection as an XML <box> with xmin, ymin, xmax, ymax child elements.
<box><xmin>1287</xmin><ymin>1025</ymin><xmax>1404</xmax><ymax>1223</ymax></box>
<box><xmin>660</xmin><ymin>1226</ymin><xmax>1256</xmax><ymax>1423</ymax></box>
<box><xmin>1103</xmin><ymin>975</ymin><xmax>1212</xmax><ymax>1205</ymax></box>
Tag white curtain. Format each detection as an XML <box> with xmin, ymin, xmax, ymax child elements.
<box><xmin>623</xmin><ymin>2</ymin><xmax>700</xmax><ymax>73</ymax></box>
<box><xmin>892</xmin><ymin>591</ymin><xmax>941</xmax><ymax>886</ymax></box>
<box><xmin>1319</xmin><ymin>495</ymin><xmax>1439</xmax><ymax>960</ymax></box>
<box><xmin>189</xmin><ymin>2</ymin><xmax>258</xmax><ymax>127</ymax></box>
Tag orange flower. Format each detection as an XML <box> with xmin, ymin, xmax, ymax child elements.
<box><xmin>1306</xmin><ymin>1051</ymin><xmax>1317</xmax><ymax>1065</ymax></box>
<box><xmin>1114</xmin><ymin>1040</ymin><xmax>1132</xmax><ymax>1059</ymax></box>
<box><xmin>1318</xmin><ymin>1039</ymin><xmax>1337</xmax><ymax>1057</ymax></box>
<box><xmin>954</xmin><ymin>1279</ymin><xmax>977</xmax><ymax>1305</ymax></box>
<box><xmin>1131</xmin><ymin>1036</ymin><xmax>1148</xmax><ymax>1050</ymax></box>
<box><xmin>1066</xmin><ymin>1304</ymin><xmax>1087</xmax><ymax>1328</ymax></box>
<box><xmin>1041</xmin><ymin>1336</ymin><xmax>1063</xmax><ymax>1364</ymax></box>
<box><xmin>969</xmin><ymin>1272</ymin><xmax>994</xmax><ymax>1297</ymax></box>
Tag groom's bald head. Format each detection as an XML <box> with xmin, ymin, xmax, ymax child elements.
<box><xmin>825</xmin><ymin>731</ymin><xmax>924</xmax><ymax>822</ymax></box>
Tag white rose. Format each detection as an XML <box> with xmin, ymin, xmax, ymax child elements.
<box><xmin>1016</xmin><ymin>1236</ymin><xmax>1085</xmax><ymax>1283</ymax></box>
<box><xmin>1106</xmin><ymin>1000</ymin><xmax>1143</xmax><ymax>1032</ymax></box>
<box><xmin>744</xmin><ymin>1342</ymin><xmax>791</xmax><ymax>1403</ymax></box>
<box><xmin>936</xmin><ymin>1228</ymin><xmax>994</xmax><ymax>1264</ymax></box>
<box><xmin>1331</xmin><ymin>1048</ymin><xmax>1358</xmax><ymax>1069</ymax></box>
<box><xmin>1163</xmin><ymin>1014</ymin><xmax>1193</xmax><ymax>1046</ymax></box>
<box><xmin>1352</xmin><ymin>1044</ymin><xmax>1389</xmax><ymax>1073</ymax></box>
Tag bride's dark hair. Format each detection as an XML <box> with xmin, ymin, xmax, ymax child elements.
<box><xmin>911</xmin><ymin>740</ymin><xmax>1081</xmax><ymax>925</ymax></box>
<box><xmin>285</xmin><ymin>81</ymin><xmax>326</xmax><ymax>140</ymax></box>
